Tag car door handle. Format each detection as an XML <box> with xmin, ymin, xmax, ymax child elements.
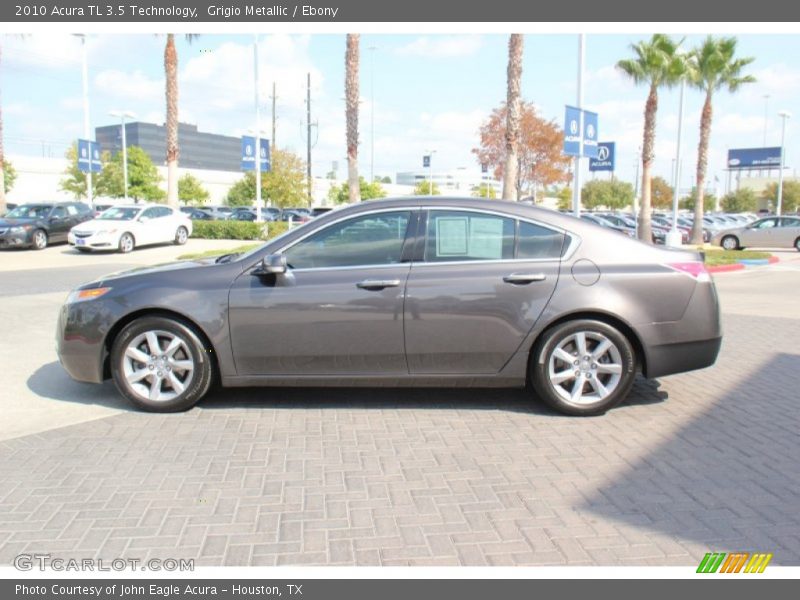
<box><xmin>356</xmin><ymin>279</ymin><xmax>401</xmax><ymax>290</ymax></box>
<box><xmin>503</xmin><ymin>273</ymin><xmax>547</xmax><ymax>284</ymax></box>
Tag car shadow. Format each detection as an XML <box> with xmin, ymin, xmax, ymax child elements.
<box><xmin>29</xmin><ymin>361</ymin><xmax>667</xmax><ymax>416</ymax></box>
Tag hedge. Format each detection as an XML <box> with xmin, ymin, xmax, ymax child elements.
<box><xmin>190</xmin><ymin>220</ymin><xmax>290</xmax><ymax>241</ymax></box>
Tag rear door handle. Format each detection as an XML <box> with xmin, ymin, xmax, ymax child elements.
<box><xmin>503</xmin><ymin>273</ymin><xmax>547</xmax><ymax>284</ymax></box>
<box><xmin>356</xmin><ymin>279</ymin><xmax>402</xmax><ymax>290</ymax></box>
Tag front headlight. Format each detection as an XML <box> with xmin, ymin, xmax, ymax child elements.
<box><xmin>9</xmin><ymin>226</ymin><xmax>26</xmax><ymax>234</ymax></box>
<box><xmin>66</xmin><ymin>287</ymin><xmax>112</xmax><ymax>304</ymax></box>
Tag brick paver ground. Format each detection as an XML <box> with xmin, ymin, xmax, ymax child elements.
<box><xmin>1</xmin><ymin>262</ymin><xmax>798</xmax><ymax>566</ymax></box>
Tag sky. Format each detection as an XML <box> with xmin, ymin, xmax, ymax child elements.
<box><xmin>2</xmin><ymin>32</ymin><xmax>799</xmax><ymax>192</ymax></box>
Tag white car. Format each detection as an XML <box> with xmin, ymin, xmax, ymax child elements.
<box><xmin>68</xmin><ymin>204</ymin><xmax>192</xmax><ymax>253</ymax></box>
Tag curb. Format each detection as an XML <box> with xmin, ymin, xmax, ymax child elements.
<box><xmin>707</xmin><ymin>254</ymin><xmax>779</xmax><ymax>273</ymax></box>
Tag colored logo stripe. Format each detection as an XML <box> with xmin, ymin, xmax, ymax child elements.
<box><xmin>697</xmin><ymin>552</ymin><xmax>772</xmax><ymax>573</ymax></box>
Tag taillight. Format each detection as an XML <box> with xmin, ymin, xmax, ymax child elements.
<box><xmin>666</xmin><ymin>262</ymin><xmax>711</xmax><ymax>282</ymax></box>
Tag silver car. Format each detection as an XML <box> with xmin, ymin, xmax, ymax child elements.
<box><xmin>714</xmin><ymin>216</ymin><xmax>800</xmax><ymax>251</ymax></box>
<box><xmin>56</xmin><ymin>197</ymin><xmax>722</xmax><ymax>417</ymax></box>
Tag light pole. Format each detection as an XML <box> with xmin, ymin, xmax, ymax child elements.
<box><xmin>368</xmin><ymin>45</ymin><xmax>377</xmax><ymax>184</ymax></box>
<box><xmin>572</xmin><ymin>33</ymin><xmax>585</xmax><ymax>217</ymax></box>
<box><xmin>667</xmin><ymin>78</ymin><xmax>686</xmax><ymax>248</ymax></box>
<box><xmin>763</xmin><ymin>94</ymin><xmax>770</xmax><ymax>147</ymax></box>
<box><xmin>75</xmin><ymin>34</ymin><xmax>93</xmax><ymax>207</ymax></box>
<box><xmin>109</xmin><ymin>110</ymin><xmax>135</xmax><ymax>202</ymax></box>
<box><xmin>254</xmin><ymin>35</ymin><xmax>263</xmax><ymax>223</ymax></box>
<box><xmin>426</xmin><ymin>150</ymin><xmax>437</xmax><ymax>195</ymax></box>
<box><xmin>776</xmin><ymin>110</ymin><xmax>791</xmax><ymax>216</ymax></box>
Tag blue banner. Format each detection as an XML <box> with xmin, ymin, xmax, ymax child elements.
<box><xmin>241</xmin><ymin>136</ymin><xmax>271</xmax><ymax>171</ymax></box>
<box><xmin>77</xmin><ymin>139</ymin><xmax>102</xmax><ymax>173</ymax></box>
<box><xmin>563</xmin><ymin>105</ymin><xmax>582</xmax><ymax>157</ymax></box>
<box><xmin>423</xmin><ymin>155</ymin><xmax>431</xmax><ymax>168</ymax></box>
<box><xmin>727</xmin><ymin>147</ymin><xmax>782</xmax><ymax>170</ymax></box>
<box><xmin>582</xmin><ymin>110</ymin><xmax>599</xmax><ymax>158</ymax></box>
<box><xmin>589</xmin><ymin>142</ymin><xmax>615</xmax><ymax>172</ymax></box>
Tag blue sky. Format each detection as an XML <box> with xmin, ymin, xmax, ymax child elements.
<box><xmin>3</xmin><ymin>33</ymin><xmax>799</xmax><ymax>191</ymax></box>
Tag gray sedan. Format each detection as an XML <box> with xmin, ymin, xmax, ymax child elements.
<box><xmin>57</xmin><ymin>197</ymin><xmax>722</xmax><ymax>416</ymax></box>
<box><xmin>713</xmin><ymin>216</ymin><xmax>800</xmax><ymax>251</ymax></box>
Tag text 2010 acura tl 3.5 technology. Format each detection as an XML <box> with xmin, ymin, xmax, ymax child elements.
<box><xmin>57</xmin><ymin>198</ymin><xmax>722</xmax><ymax>416</ymax></box>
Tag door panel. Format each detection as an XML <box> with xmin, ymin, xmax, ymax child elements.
<box><xmin>229</xmin><ymin>265</ymin><xmax>410</xmax><ymax>375</ymax></box>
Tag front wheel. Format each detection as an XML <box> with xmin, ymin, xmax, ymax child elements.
<box><xmin>31</xmin><ymin>229</ymin><xmax>48</xmax><ymax>250</ymax></box>
<box><xmin>110</xmin><ymin>316</ymin><xmax>213</xmax><ymax>412</ymax></box>
<box><xmin>721</xmin><ymin>235</ymin><xmax>740</xmax><ymax>251</ymax></box>
<box><xmin>530</xmin><ymin>319</ymin><xmax>637</xmax><ymax>416</ymax></box>
<box><xmin>118</xmin><ymin>232</ymin><xmax>135</xmax><ymax>254</ymax></box>
<box><xmin>174</xmin><ymin>226</ymin><xmax>188</xmax><ymax>245</ymax></box>
<box><xmin>795</xmin><ymin>237</ymin><xmax>800</xmax><ymax>252</ymax></box>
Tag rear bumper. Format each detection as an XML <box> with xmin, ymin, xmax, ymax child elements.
<box><xmin>644</xmin><ymin>336</ymin><xmax>722</xmax><ymax>378</ymax></box>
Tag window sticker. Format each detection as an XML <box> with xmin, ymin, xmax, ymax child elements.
<box><xmin>468</xmin><ymin>217</ymin><xmax>504</xmax><ymax>259</ymax></box>
<box><xmin>436</xmin><ymin>217</ymin><xmax>469</xmax><ymax>256</ymax></box>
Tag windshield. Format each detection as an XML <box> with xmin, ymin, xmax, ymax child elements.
<box><xmin>5</xmin><ymin>205</ymin><xmax>52</xmax><ymax>219</ymax></box>
<box><xmin>97</xmin><ymin>207</ymin><xmax>141</xmax><ymax>221</ymax></box>
<box><xmin>230</xmin><ymin>219</ymin><xmax>317</xmax><ymax>264</ymax></box>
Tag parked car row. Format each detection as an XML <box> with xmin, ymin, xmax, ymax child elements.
<box><xmin>179</xmin><ymin>205</ymin><xmax>333</xmax><ymax>223</ymax></box>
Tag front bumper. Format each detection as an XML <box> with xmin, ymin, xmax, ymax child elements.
<box><xmin>69</xmin><ymin>231</ymin><xmax>118</xmax><ymax>249</ymax></box>
<box><xmin>0</xmin><ymin>229</ymin><xmax>33</xmax><ymax>247</ymax></box>
<box><xmin>56</xmin><ymin>300</ymin><xmax>109</xmax><ymax>384</ymax></box>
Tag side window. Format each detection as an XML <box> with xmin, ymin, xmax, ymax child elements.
<box><xmin>756</xmin><ymin>218</ymin><xmax>776</xmax><ymax>229</ymax></box>
<box><xmin>780</xmin><ymin>217</ymin><xmax>800</xmax><ymax>227</ymax></box>
<box><xmin>140</xmin><ymin>208</ymin><xmax>159</xmax><ymax>221</ymax></box>
<box><xmin>426</xmin><ymin>210</ymin><xmax>514</xmax><ymax>262</ymax></box>
<box><xmin>51</xmin><ymin>206</ymin><xmax>67</xmax><ymax>219</ymax></box>
<box><xmin>518</xmin><ymin>221</ymin><xmax>566</xmax><ymax>259</ymax></box>
<box><xmin>284</xmin><ymin>211</ymin><xmax>411</xmax><ymax>269</ymax></box>
<box><xmin>153</xmin><ymin>207</ymin><xmax>172</xmax><ymax>218</ymax></box>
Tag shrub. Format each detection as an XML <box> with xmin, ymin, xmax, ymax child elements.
<box><xmin>190</xmin><ymin>220</ymin><xmax>290</xmax><ymax>241</ymax></box>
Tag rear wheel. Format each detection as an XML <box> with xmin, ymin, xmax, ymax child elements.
<box><xmin>530</xmin><ymin>319</ymin><xmax>637</xmax><ymax>416</ymax></box>
<box><xmin>721</xmin><ymin>235</ymin><xmax>740</xmax><ymax>250</ymax></box>
<box><xmin>31</xmin><ymin>229</ymin><xmax>48</xmax><ymax>250</ymax></box>
<box><xmin>795</xmin><ymin>237</ymin><xmax>800</xmax><ymax>252</ymax></box>
<box><xmin>174</xmin><ymin>226</ymin><xmax>189</xmax><ymax>245</ymax></box>
<box><xmin>118</xmin><ymin>233</ymin><xmax>135</xmax><ymax>254</ymax></box>
<box><xmin>110</xmin><ymin>316</ymin><xmax>213</xmax><ymax>412</ymax></box>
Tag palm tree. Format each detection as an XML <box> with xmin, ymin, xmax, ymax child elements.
<box><xmin>502</xmin><ymin>34</ymin><xmax>524</xmax><ymax>201</ymax></box>
<box><xmin>345</xmin><ymin>34</ymin><xmax>360</xmax><ymax>203</ymax></box>
<box><xmin>617</xmin><ymin>34</ymin><xmax>686</xmax><ymax>243</ymax></box>
<box><xmin>688</xmin><ymin>37</ymin><xmax>755</xmax><ymax>244</ymax></box>
<box><xmin>163</xmin><ymin>34</ymin><xmax>198</xmax><ymax>208</ymax></box>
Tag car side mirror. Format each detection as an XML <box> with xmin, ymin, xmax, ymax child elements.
<box><xmin>255</xmin><ymin>254</ymin><xmax>287</xmax><ymax>276</ymax></box>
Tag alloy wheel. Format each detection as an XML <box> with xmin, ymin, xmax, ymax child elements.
<box><xmin>122</xmin><ymin>330</ymin><xmax>195</xmax><ymax>402</ymax></box>
<box><xmin>547</xmin><ymin>331</ymin><xmax>623</xmax><ymax>406</ymax></box>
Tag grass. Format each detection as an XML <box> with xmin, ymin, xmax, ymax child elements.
<box><xmin>702</xmin><ymin>249</ymin><xmax>771</xmax><ymax>267</ymax></box>
<box><xmin>178</xmin><ymin>243</ymin><xmax>260</xmax><ymax>260</ymax></box>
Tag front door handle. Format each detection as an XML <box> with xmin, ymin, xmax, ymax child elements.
<box><xmin>356</xmin><ymin>279</ymin><xmax>402</xmax><ymax>291</ymax></box>
<box><xmin>503</xmin><ymin>273</ymin><xmax>547</xmax><ymax>285</ymax></box>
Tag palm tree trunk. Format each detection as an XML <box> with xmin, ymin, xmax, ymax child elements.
<box><xmin>0</xmin><ymin>42</ymin><xmax>6</xmax><ymax>213</ymax></box>
<box><xmin>345</xmin><ymin>34</ymin><xmax>360</xmax><ymax>203</ymax></box>
<box><xmin>692</xmin><ymin>90</ymin><xmax>713</xmax><ymax>245</ymax></box>
<box><xmin>165</xmin><ymin>34</ymin><xmax>179</xmax><ymax>208</ymax></box>
<box><xmin>502</xmin><ymin>34</ymin><xmax>524</xmax><ymax>201</ymax></box>
<box><xmin>638</xmin><ymin>84</ymin><xmax>658</xmax><ymax>243</ymax></box>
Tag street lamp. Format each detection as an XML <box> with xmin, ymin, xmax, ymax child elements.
<box><xmin>368</xmin><ymin>45</ymin><xmax>377</xmax><ymax>184</ymax></box>
<box><xmin>776</xmin><ymin>110</ymin><xmax>791</xmax><ymax>216</ymax></box>
<box><xmin>667</xmin><ymin>77</ymin><xmax>686</xmax><ymax>248</ymax></box>
<box><xmin>109</xmin><ymin>110</ymin><xmax>135</xmax><ymax>202</ymax></box>
<box><xmin>73</xmin><ymin>34</ymin><xmax>93</xmax><ymax>207</ymax></box>
<box><xmin>425</xmin><ymin>149</ymin><xmax>437</xmax><ymax>195</ymax></box>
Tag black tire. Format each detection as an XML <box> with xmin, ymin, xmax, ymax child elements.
<box><xmin>110</xmin><ymin>316</ymin><xmax>213</xmax><ymax>412</ymax></box>
<box><xmin>720</xmin><ymin>235</ymin><xmax>740</xmax><ymax>251</ymax></box>
<box><xmin>118</xmin><ymin>232</ymin><xmax>135</xmax><ymax>254</ymax></box>
<box><xmin>795</xmin><ymin>237</ymin><xmax>800</xmax><ymax>252</ymax></box>
<box><xmin>174</xmin><ymin>226</ymin><xmax>189</xmax><ymax>245</ymax></box>
<box><xmin>530</xmin><ymin>319</ymin><xmax>637</xmax><ymax>416</ymax></box>
<box><xmin>76</xmin><ymin>247</ymin><xmax>92</xmax><ymax>253</ymax></box>
<box><xmin>31</xmin><ymin>229</ymin><xmax>48</xmax><ymax>250</ymax></box>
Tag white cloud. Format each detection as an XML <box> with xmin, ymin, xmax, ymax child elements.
<box><xmin>394</xmin><ymin>36</ymin><xmax>484</xmax><ymax>58</ymax></box>
<box><xmin>93</xmin><ymin>69</ymin><xmax>163</xmax><ymax>104</ymax></box>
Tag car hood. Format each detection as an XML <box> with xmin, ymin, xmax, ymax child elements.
<box><xmin>89</xmin><ymin>258</ymin><xmax>230</xmax><ymax>287</ymax></box>
<box><xmin>71</xmin><ymin>219</ymin><xmax>132</xmax><ymax>232</ymax></box>
<box><xmin>0</xmin><ymin>218</ymin><xmax>39</xmax><ymax>227</ymax></box>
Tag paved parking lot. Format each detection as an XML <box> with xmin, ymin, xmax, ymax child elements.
<box><xmin>0</xmin><ymin>245</ymin><xmax>798</xmax><ymax>567</ymax></box>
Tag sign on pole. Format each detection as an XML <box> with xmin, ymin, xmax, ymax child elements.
<box><xmin>589</xmin><ymin>142</ymin><xmax>615</xmax><ymax>172</ymax></box>
<box><xmin>77</xmin><ymin>139</ymin><xmax>102</xmax><ymax>173</ymax></box>
<box><xmin>241</xmin><ymin>136</ymin><xmax>271</xmax><ymax>171</ymax></box>
<box><xmin>563</xmin><ymin>106</ymin><xmax>582</xmax><ymax>156</ymax></box>
<box><xmin>582</xmin><ymin>110</ymin><xmax>599</xmax><ymax>158</ymax></box>
<box><xmin>423</xmin><ymin>155</ymin><xmax>431</xmax><ymax>168</ymax></box>
<box><xmin>727</xmin><ymin>147</ymin><xmax>782</xmax><ymax>170</ymax></box>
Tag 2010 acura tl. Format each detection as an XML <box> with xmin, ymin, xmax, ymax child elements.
<box><xmin>56</xmin><ymin>198</ymin><xmax>722</xmax><ymax>416</ymax></box>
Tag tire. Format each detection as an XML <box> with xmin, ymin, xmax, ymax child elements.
<box><xmin>31</xmin><ymin>229</ymin><xmax>48</xmax><ymax>250</ymax></box>
<box><xmin>174</xmin><ymin>226</ymin><xmax>189</xmax><ymax>245</ymax></box>
<box><xmin>118</xmin><ymin>232</ymin><xmax>135</xmax><ymax>254</ymax></box>
<box><xmin>721</xmin><ymin>235</ymin><xmax>740</xmax><ymax>251</ymax></box>
<box><xmin>795</xmin><ymin>237</ymin><xmax>800</xmax><ymax>252</ymax></box>
<box><xmin>530</xmin><ymin>319</ymin><xmax>637</xmax><ymax>416</ymax></box>
<box><xmin>110</xmin><ymin>316</ymin><xmax>213</xmax><ymax>412</ymax></box>
<box><xmin>76</xmin><ymin>247</ymin><xmax>92</xmax><ymax>253</ymax></box>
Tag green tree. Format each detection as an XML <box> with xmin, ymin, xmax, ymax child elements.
<box><xmin>650</xmin><ymin>176</ymin><xmax>674</xmax><ymax>209</ymax></box>
<box><xmin>617</xmin><ymin>34</ymin><xmax>686</xmax><ymax>242</ymax></box>
<box><xmin>381</xmin><ymin>176</ymin><xmax>392</xmax><ymax>184</ymax></box>
<box><xmin>178</xmin><ymin>173</ymin><xmax>210</xmax><ymax>205</ymax></box>
<box><xmin>60</xmin><ymin>143</ymin><xmax>112</xmax><ymax>199</ymax></box>
<box><xmin>581</xmin><ymin>179</ymin><xmax>635</xmax><ymax>210</ymax></box>
<box><xmin>556</xmin><ymin>186</ymin><xmax>572</xmax><ymax>211</ymax></box>
<box><xmin>762</xmin><ymin>181</ymin><xmax>800</xmax><ymax>214</ymax></box>
<box><xmin>101</xmin><ymin>146</ymin><xmax>165</xmax><ymax>202</ymax></box>
<box><xmin>3</xmin><ymin>159</ymin><xmax>16</xmax><ymax>194</ymax></box>
<box><xmin>414</xmin><ymin>180</ymin><xmax>440</xmax><ymax>196</ymax></box>
<box><xmin>227</xmin><ymin>149</ymin><xmax>308</xmax><ymax>208</ymax></box>
<box><xmin>687</xmin><ymin>36</ymin><xmax>755</xmax><ymax>243</ymax></box>
<box><xmin>721</xmin><ymin>188</ymin><xmax>758</xmax><ymax>213</ymax></box>
<box><xmin>327</xmin><ymin>177</ymin><xmax>387</xmax><ymax>205</ymax></box>
<box><xmin>471</xmin><ymin>183</ymin><xmax>497</xmax><ymax>199</ymax></box>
